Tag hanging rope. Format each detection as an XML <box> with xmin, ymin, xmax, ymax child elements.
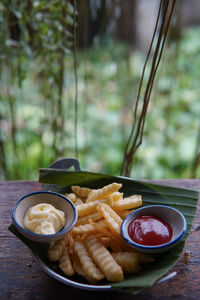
<box><xmin>121</xmin><ymin>0</ymin><xmax>177</xmax><ymax>177</ymax></box>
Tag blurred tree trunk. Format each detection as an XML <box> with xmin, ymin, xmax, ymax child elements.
<box><xmin>114</xmin><ymin>0</ymin><xmax>136</xmax><ymax>45</ymax></box>
<box><xmin>77</xmin><ymin>0</ymin><xmax>136</xmax><ymax>48</ymax></box>
<box><xmin>78</xmin><ymin>0</ymin><xmax>108</xmax><ymax>48</ymax></box>
<box><xmin>77</xmin><ymin>0</ymin><xmax>90</xmax><ymax>47</ymax></box>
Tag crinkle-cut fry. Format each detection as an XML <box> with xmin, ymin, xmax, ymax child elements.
<box><xmin>88</xmin><ymin>219</ymin><xmax>111</xmax><ymax>237</ymax></box>
<box><xmin>76</xmin><ymin>211</ymin><xmax>102</xmax><ymax>226</ymax></box>
<box><xmin>88</xmin><ymin>220</ymin><xmax>127</xmax><ymax>251</ymax></box>
<box><xmin>72</xmin><ymin>223</ymin><xmax>95</xmax><ymax>235</ymax></box>
<box><xmin>97</xmin><ymin>236</ymin><xmax>111</xmax><ymax>248</ymax></box>
<box><xmin>71</xmin><ymin>186</ymin><xmax>92</xmax><ymax>199</ymax></box>
<box><xmin>92</xmin><ymin>232</ymin><xmax>112</xmax><ymax>248</ymax></box>
<box><xmin>76</xmin><ymin>210</ymin><xmax>127</xmax><ymax>250</ymax></box>
<box><xmin>97</xmin><ymin>203</ymin><xmax>122</xmax><ymax>238</ymax></box>
<box><xmin>101</xmin><ymin>231</ymin><xmax>132</xmax><ymax>252</ymax></box>
<box><xmin>72</xmin><ymin>253</ymin><xmax>99</xmax><ymax>284</ymax></box>
<box><xmin>110</xmin><ymin>192</ymin><xmax>123</xmax><ymax>202</ymax></box>
<box><xmin>71</xmin><ymin>253</ymin><xmax>85</xmax><ymax>276</ymax></box>
<box><xmin>98</xmin><ymin>203</ymin><xmax>122</xmax><ymax>226</ymax></box>
<box><xmin>85</xmin><ymin>235</ymin><xmax>124</xmax><ymax>282</ymax></box>
<box><xmin>63</xmin><ymin>233</ymin><xmax>69</xmax><ymax>246</ymax></box>
<box><xmin>115</xmin><ymin>209</ymin><xmax>135</xmax><ymax>219</ymax></box>
<box><xmin>74</xmin><ymin>197</ymin><xmax>83</xmax><ymax>206</ymax></box>
<box><xmin>113</xmin><ymin>195</ymin><xmax>142</xmax><ymax>211</ymax></box>
<box><xmin>76</xmin><ymin>198</ymin><xmax>113</xmax><ymax>217</ymax></box>
<box><xmin>108</xmin><ymin>238</ymin><xmax>127</xmax><ymax>252</ymax></box>
<box><xmin>67</xmin><ymin>232</ymin><xmax>75</xmax><ymax>255</ymax></box>
<box><xmin>112</xmin><ymin>251</ymin><xmax>140</xmax><ymax>273</ymax></box>
<box><xmin>48</xmin><ymin>238</ymin><xmax>66</xmax><ymax>262</ymax></box>
<box><xmin>85</xmin><ymin>190</ymin><xmax>96</xmax><ymax>203</ymax></box>
<box><xmin>77</xmin><ymin>232</ymin><xmax>92</xmax><ymax>242</ymax></box>
<box><xmin>86</xmin><ymin>182</ymin><xmax>122</xmax><ymax>202</ymax></box>
<box><xmin>74</xmin><ymin>240</ymin><xmax>105</xmax><ymax>281</ymax></box>
<box><xmin>137</xmin><ymin>252</ymin><xmax>155</xmax><ymax>263</ymax></box>
<box><xmin>65</xmin><ymin>193</ymin><xmax>77</xmax><ymax>203</ymax></box>
<box><xmin>90</xmin><ymin>219</ymin><xmax>109</xmax><ymax>230</ymax></box>
<box><xmin>59</xmin><ymin>246</ymin><xmax>75</xmax><ymax>276</ymax></box>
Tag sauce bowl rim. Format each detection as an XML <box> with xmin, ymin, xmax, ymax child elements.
<box><xmin>12</xmin><ymin>190</ymin><xmax>78</xmax><ymax>238</ymax></box>
<box><xmin>121</xmin><ymin>204</ymin><xmax>187</xmax><ymax>250</ymax></box>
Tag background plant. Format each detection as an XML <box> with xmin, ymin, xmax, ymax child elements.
<box><xmin>0</xmin><ymin>0</ymin><xmax>200</xmax><ymax>180</ymax></box>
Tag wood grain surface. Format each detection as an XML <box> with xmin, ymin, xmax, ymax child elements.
<box><xmin>0</xmin><ymin>180</ymin><xmax>199</xmax><ymax>300</ymax></box>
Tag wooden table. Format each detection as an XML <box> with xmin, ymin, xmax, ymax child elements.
<box><xmin>1</xmin><ymin>180</ymin><xmax>200</xmax><ymax>300</ymax></box>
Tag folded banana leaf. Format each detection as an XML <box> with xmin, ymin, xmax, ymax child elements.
<box><xmin>9</xmin><ymin>167</ymin><xmax>199</xmax><ymax>293</ymax></box>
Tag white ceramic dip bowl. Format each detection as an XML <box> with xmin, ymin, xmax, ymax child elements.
<box><xmin>12</xmin><ymin>191</ymin><xmax>77</xmax><ymax>243</ymax></box>
<box><xmin>121</xmin><ymin>205</ymin><xmax>187</xmax><ymax>254</ymax></box>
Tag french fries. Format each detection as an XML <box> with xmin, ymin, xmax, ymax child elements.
<box><xmin>86</xmin><ymin>182</ymin><xmax>122</xmax><ymax>202</ymax></box>
<box><xmin>71</xmin><ymin>185</ymin><xmax>92</xmax><ymax>199</ymax></box>
<box><xmin>75</xmin><ymin>211</ymin><xmax>102</xmax><ymax>226</ymax></box>
<box><xmin>76</xmin><ymin>198</ymin><xmax>112</xmax><ymax>217</ymax></box>
<box><xmin>48</xmin><ymin>237</ymin><xmax>66</xmax><ymax>262</ymax></box>
<box><xmin>85</xmin><ymin>235</ymin><xmax>124</xmax><ymax>282</ymax></box>
<box><xmin>112</xmin><ymin>251</ymin><xmax>140</xmax><ymax>273</ymax></box>
<box><xmin>72</xmin><ymin>223</ymin><xmax>95</xmax><ymax>235</ymax></box>
<box><xmin>48</xmin><ymin>182</ymin><xmax>154</xmax><ymax>283</ymax></box>
<box><xmin>59</xmin><ymin>246</ymin><xmax>75</xmax><ymax>276</ymax></box>
<box><xmin>112</xmin><ymin>195</ymin><xmax>142</xmax><ymax>211</ymax></box>
<box><xmin>97</xmin><ymin>203</ymin><xmax>122</xmax><ymax>238</ymax></box>
<box><xmin>74</xmin><ymin>240</ymin><xmax>105</xmax><ymax>281</ymax></box>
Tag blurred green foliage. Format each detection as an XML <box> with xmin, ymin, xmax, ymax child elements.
<box><xmin>1</xmin><ymin>24</ymin><xmax>200</xmax><ymax>180</ymax></box>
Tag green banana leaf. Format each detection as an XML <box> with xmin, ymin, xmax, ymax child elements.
<box><xmin>9</xmin><ymin>168</ymin><xmax>199</xmax><ymax>293</ymax></box>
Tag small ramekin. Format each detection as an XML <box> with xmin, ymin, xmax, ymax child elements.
<box><xmin>12</xmin><ymin>191</ymin><xmax>77</xmax><ymax>243</ymax></box>
<box><xmin>121</xmin><ymin>205</ymin><xmax>187</xmax><ymax>254</ymax></box>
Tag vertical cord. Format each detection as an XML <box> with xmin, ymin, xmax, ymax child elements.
<box><xmin>121</xmin><ymin>0</ymin><xmax>177</xmax><ymax>177</ymax></box>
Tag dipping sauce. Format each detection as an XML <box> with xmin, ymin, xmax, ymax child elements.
<box><xmin>24</xmin><ymin>203</ymin><xmax>66</xmax><ymax>235</ymax></box>
<box><xmin>128</xmin><ymin>215</ymin><xmax>173</xmax><ymax>246</ymax></box>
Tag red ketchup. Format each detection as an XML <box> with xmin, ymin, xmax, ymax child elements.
<box><xmin>128</xmin><ymin>215</ymin><xmax>173</xmax><ymax>246</ymax></box>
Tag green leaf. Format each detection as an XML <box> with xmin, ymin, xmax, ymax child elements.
<box><xmin>66</xmin><ymin>2</ymin><xmax>74</xmax><ymax>15</ymax></box>
<box><xmin>9</xmin><ymin>168</ymin><xmax>199</xmax><ymax>293</ymax></box>
<box><xmin>112</xmin><ymin>241</ymin><xmax>185</xmax><ymax>290</ymax></box>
